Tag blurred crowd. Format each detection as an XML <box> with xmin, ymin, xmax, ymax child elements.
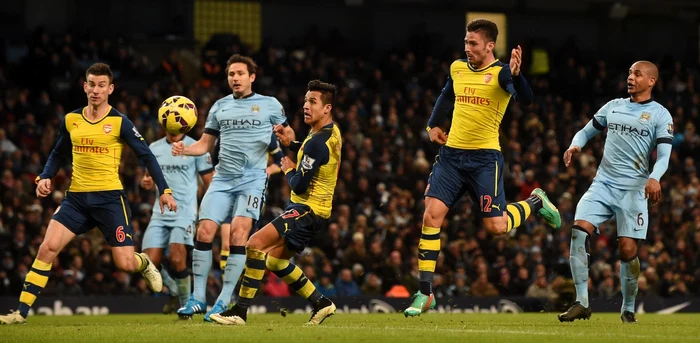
<box><xmin>1</xmin><ymin>28</ymin><xmax>700</xmax><ymax>306</ymax></box>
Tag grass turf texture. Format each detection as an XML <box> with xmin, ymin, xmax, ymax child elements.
<box><xmin>2</xmin><ymin>313</ymin><xmax>699</xmax><ymax>343</ymax></box>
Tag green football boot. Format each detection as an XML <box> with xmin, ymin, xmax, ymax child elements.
<box><xmin>531</xmin><ymin>188</ymin><xmax>562</xmax><ymax>229</ymax></box>
<box><xmin>403</xmin><ymin>291</ymin><xmax>436</xmax><ymax>317</ymax></box>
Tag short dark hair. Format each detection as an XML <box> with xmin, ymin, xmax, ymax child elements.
<box><xmin>86</xmin><ymin>63</ymin><xmax>113</xmax><ymax>83</ymax></box>
<box><xmin>467</xmin><ymin>19</ymin><xmax>498</xmax><ymax>43</ymax></box>
<box><xmin>307</xmin><ymin>80</ymin><xmax>336</xmax><ymax>106</ymax></box>
<box><xmin>226</xmin><ymin>54</ymin><xmax>257</xmax><ymax>75</ymax></box>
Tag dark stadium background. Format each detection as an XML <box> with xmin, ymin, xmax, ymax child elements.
<box><xmin>1</xmin><ymin>0</ymin><xmax>699</xmax><ymax>314</ymax></box>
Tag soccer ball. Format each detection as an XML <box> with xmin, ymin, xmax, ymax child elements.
<box><xmin>158</xmin><ymin>95</ymin><xmax>198</xmax><ymax>134</ymax></box>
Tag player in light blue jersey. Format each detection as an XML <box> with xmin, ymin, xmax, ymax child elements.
<box><xmin>141</xmin><ymin>131</ymin><xmax>214</xmax><ymax>313</ymax></box>
<box><xmin>218</xmin><ymin>131</ymin><xmax>286</xmax><ymax>274</ymax></box>
<box><xmin>172</xmin><ymin>54</ymin><xmax>294</xmax><ymax>321</ymax></box>
<box><xmin>559</xmin><ymin>61</ymin><xmax>672</xmax><ymax>324</ymax></box>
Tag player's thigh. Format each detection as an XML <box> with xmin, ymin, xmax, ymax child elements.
<box><xmin>267</xmin><ymin>244</ymin><xmax>296</xmax><ymax>261</ymax></box>
<box><xmin>613</xmin><ymin>189</ymin><xmax>648</xmax><ymax>240</ymax></box>
<box><xmin>166</xmin><ymin>220</ymin><xmax>195</xmax><ymax>248</ymax></box>
<box><xmin>424</xmin><ymin>146</ymin><xmax>469</xmax><ymax>210</ymax></box>
<box><xmin>270</xmin><ymin>204</ymin><xmax>325</xmax><ymax>255</ymax></box>
<box><xmin>90</xmin><ymin>191</ymin><xmax>135</xmax><ymax>247</ymax></box>
<box><xmin>232</xmin><ymin>187</ymin><xmax>266</xmax><ymax>222</ymax></box>
<box><xmin>574</xmin><ymin>182</ymin><xmax>615</xmax><ymax>231</ymax></box>
<box><xmin>464</xmin><ymin>150</ymin><xmax>507</xmax><ymax>218</ymax></box>
<box><xmin>199</xmin><ymin>178</ymin><xmax>236</xmax><ymax>226</ymax></box>
<box><xmin>38</xmin><ymin>219</ymin><xmax>80</xmax><ymax>261</ymax></box>
<box><xmin>142</xmin><ymin>220</ymin><xmax>171</xmax><ymax>250</ymax></box>
<box><xmin>247</xmin><ymin>221</ymin><xmax>286</xmax><ymax>253</ymax></box>
<box><xmin>51</xmin><ymin>192</ymin><xmax>95</xmax><ymax>240</ymax></box>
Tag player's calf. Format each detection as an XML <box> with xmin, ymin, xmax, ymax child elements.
<box><xmin>619</xmin><ymin>238</ymin><xmax>641</xmax><ymax>318</ymax></box>
<box><xmin>189</xmin><ymin>219</ymin><xmax>218</xmax><ymax>308</ymax></box>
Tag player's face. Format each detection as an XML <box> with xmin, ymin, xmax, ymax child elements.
<box><xmin>227</xmin><ymin>63</ymin><xmax>255</xmax><ymax>97</ymax></box>
<box><xmin>303</xmin><ymin>91</ymin><xmax>331</xmax><ymax>125</ymax></box>
<box><xmin>166</xmin><ymin>132</ymin><xmax>184</xmax><ymax>142</ymax></box>
<box><xmin>83</xmin><ymin>74</ymin><xmax>114</xmax><ymax>107</ymax></box>
<box><xmin>464</xmin><ymin>30</ymin><xmax>494</xmax><ymax>67</ymax></box>
<box><xmin>627</xmin><ymin>63</ymin><xmax>655</xmax><ymax>95</ymax></box>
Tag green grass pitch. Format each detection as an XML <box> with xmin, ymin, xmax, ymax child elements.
<box><xmin>3</xmin><ymin>313</ymin><xmax>699</xmax><ymax>343</ymax></box>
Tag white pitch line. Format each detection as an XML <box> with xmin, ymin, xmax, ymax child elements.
<box><xmin>315</xmin><ymin>324</ymin><xmax>696</xmax><ymax>340</ymax></box>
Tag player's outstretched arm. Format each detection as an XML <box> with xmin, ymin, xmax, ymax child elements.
<box><xmin>172</xmin><ymin>133</ymin><xmax>216</xmax><ymax>157</ymax></box>
<box><xmin>282</xmin><ymin>137</ymin><xmax>329</xmax><ymax>195</ymax></box>
<box><xmin>36</xmin><ymin>119</ymin><xmax>72</xmax><ymax>197</ymax></box>
<box><xmin>564</xmin><ymin>119</ymin><xmax>603</xmax><ymax>167</ymax></box>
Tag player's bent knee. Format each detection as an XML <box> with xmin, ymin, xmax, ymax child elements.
<box><xmin>169</xmin><ymin>247</ymin><xmax>187</xmax><ymax>270</ymax></box>
<box><xmin>484</xmin><ymin>219</ymin><xmax>508</xmax><ymax>235</ymax></box>
<box><xmin>573</xmin><ymin>220</ymin><xmax>596</xmax><ymax>235</ymax></box>
<box><xmin>37</xmin><ymin>242</ymin><xmax>60</xmax><ymax>262</ymax></box>
<box><xmin>231</xmin><ymin>226</ymin><xmax>252</xmax><ymax>245</ymax></box>
<box><xmin>423</xmin><ymin>197</ymin><xmax>449</xmax><ymax>227</ymax></box>
<box><xmin>246</xmin><ymin>235</ymin><xmax>263</xmax><ymax>251</ymax></box>
<box><xmin>195</xmin><ymin>220</ymin><xmax>218</xmax><ymax>242</ymax></box>
<box><xmin>619</xmin><ymin>238</ymin><xmax>638</xmax><ymax>261</ymax></box>
<box><xmin>423</xmin><ymin>209</ymin><xmax>445</xmax><ymax>227</ymax></box>
<box><xmin>265</xmin><ymin>254</ymin><xmax>288</xmax><ymax>271</ymax></box>
<box><xmin>114</xmin><ymin>255</ymin><xmax>137</xmax><ymax>272</ymax></box>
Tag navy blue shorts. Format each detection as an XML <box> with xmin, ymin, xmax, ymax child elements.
<box><xmin>271</xmin><ymin>203</ymin><xmax>328</xmax><ymax>254</ymax></box>
<box><xmin>53</xmin><ymin>190</ymin><xmax>135</xmax><ymax>247</ymax></box>
<box><xmin>425</xmin><ymin>146</ymin><xmax>506</xmax><ymax>218</ymax></box>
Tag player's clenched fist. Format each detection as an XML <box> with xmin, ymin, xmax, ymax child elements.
<box><xmin>36</xmin><ymin>179</ymin><xmax>52</xmax><ymax>198</ymax></box>
<box><xmin>428</xmin><ymin>127</ymin><xmax>448</xmax><ymax>145</ymax></box>
<box><xmin>274</xmin><ymin>124</ymin><xmax>295</xmax><ymax>147</ymax></box>
<box><xmin>281</xmin><ymin>156</ymin><xmax>296</xmax><ymax>172</ymax></box>
<box><xmin>159</xmin><ymin>193</ymin><xmax>177</xmax><ymax>214</ymax></box>
<box><xmin>171</xmin><ymin>141</ymin><xmax>185</xmax><ymax>156</ymax></box>
<box><xmin>563</xmin><ymin>146</ymin><xmax>581</xmax><ymax>167</ymax></box>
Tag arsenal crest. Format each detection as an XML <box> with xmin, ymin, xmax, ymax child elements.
<box><xmin>103</xmin><ymin>123</ymin><xmax>112</xmax><ymax>134</ymax></box>
<box><xmin>484</xmin><ymin>73</ymin><xmax>493</xmax><ymax>83</ymax></box>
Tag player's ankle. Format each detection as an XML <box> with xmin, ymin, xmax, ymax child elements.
<box><xmin>419</xmin><ymin>281</ymin><xmax>432</xmax><ymax>295</ymax></box>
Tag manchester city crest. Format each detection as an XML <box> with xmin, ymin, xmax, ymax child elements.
<box><xmin>639</xmin><ymin>112</ymin><xmax>651</xmax><ymax>123</ymax></box>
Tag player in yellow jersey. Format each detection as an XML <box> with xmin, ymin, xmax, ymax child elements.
<box><xmin>404</xmin><ymin>19</ymin><xmax>562</xmax><ymax>317</ymax></box>
<box><xmin>210</xmin><ymin>80</ymin><xmax>340</xmax><ymax>326</ymax></box>
<box><xmin>0</xmin><ymin>63</ymin><xmax>177</xmax><ymax>325</ymax></box>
